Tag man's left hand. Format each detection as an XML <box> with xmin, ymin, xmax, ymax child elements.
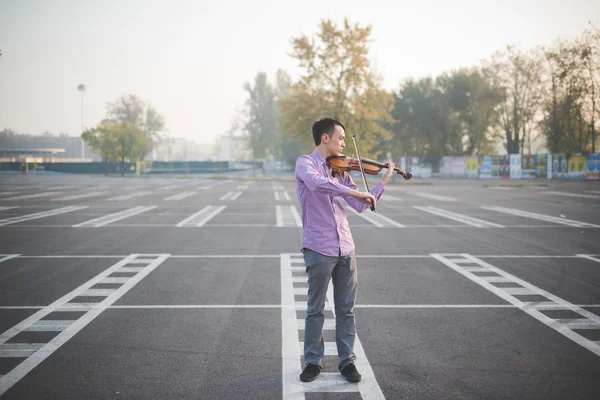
<box><xmin>382</xmin><ymin>160</ymin><xmax>395</xmax><ymax>185</ymax></box>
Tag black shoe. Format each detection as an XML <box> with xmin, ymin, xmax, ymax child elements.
<box><xmin>300</xmin><ymin>364</ymin><xmax>321</xmax><ymax>382</ymax></box>
<box><xmin>340</xmin><ymin>363</ymin><xmax>361</xmax><ymax>382</ymax></box>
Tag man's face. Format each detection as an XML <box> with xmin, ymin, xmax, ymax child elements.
<box><xmin>323</xmin><ymin>125</ymin><xmax>346</xmax><ymax>156</ymax></box>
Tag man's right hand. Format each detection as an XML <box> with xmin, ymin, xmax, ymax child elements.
<box><xmin>349</xmin><ymin>190</ymin><xmax>376</xmax><ymax>208</ymax></box>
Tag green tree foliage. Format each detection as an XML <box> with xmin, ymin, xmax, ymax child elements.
<box><xmin>279</xmin><ymin>18</ymin><xmax>393</xmax><ymax>159</ymax></box>
<box><xmin>82</xmin><ymin>121</ymin><xmax>150</xmax><ymax>175</ymax></box>
<box><xmin>241</xmin><ymin>72</ymin><xmax>279</xmax><ymax>159</ymax></box>
<box><xmin>390</xmin><ymin>69</ymin><xmax>501</xmax><ymax>166</ymax></box>
<box><xmin>105</xmin><ymin>94</ymin><xmax>165</xmax><ymax>159</ymax></box>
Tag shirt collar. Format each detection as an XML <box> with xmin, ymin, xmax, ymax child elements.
<box><xmin>312</xmin><ymin>148</ymin><xmax>326</xmax><ymax>164</ymax></box>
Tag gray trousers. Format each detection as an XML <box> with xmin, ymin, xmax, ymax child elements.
<box><xmin>302</xmin><ymin>248</ymin><xmax>358</xmax><ymax>371</ymax></box>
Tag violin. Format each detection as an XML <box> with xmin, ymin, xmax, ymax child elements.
<box><xmin>326</xmin><ymin>155</ymin><xmax>413</xmax><ymax>181</ymax></box>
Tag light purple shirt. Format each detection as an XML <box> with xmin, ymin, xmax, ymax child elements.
<box><xmin>295</xmin><ymin>149</ymin><xmax>386</xmax><ymax>257</ymax></box>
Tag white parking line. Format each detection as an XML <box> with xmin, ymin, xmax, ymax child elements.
<box><xmin>414</xmin><ymin>206</ymin><xmax>504</xmax><ymax>228</ymax></box>
<box><xmin>410</xmin><ymin>192</ymin><xmax>457</xmax><ymax>201</ymax></box>
<box><xmin>345</xmin><ymin>206</ymin><xmax>405</xmax><ymax>228</ymax></box>
<box><xmin>176</xmin><ymin>205</ymin><xmax>227</xmax><ymax>227</ymax></box>
<box><xmin>164</xmin><ymin>191</ymin><xmax>197</xmax><ymax>201</ymax></box>
<box><xmin>280</xmin><ymin>253</ymin><xmax>385</xmax><ymax>399</ymax></box>
<box><xmin>0</xmin><ymin>206</ymin><xmax>88</xmax><ymax>226</ymax></box>
<box><xmin>107</xmin><ymin>191</ymin><xmax>152</xmax><ymax>201</ymax></box>
<box><xmin>431</xmin><ymin>253</ymin><xmax>600</xmax><ymax>357</ymax></box>
<box><xmin>0</xmin><ymin>254</ymin><xmax>170</xmax><ymax>396</ymax></box>
<box><xmin>220</xmin><ymin>191</ymin><xmax>242</xmax><ymax>200</ymax></box>
<box><xmin>73</xmin><ymin>206</ymin><xmax>157</xmax><ymax>227</ymax></box>
<box><xmin>276</xmin><ymin>206</ymin><xmax>302</xmax><ymax>227</ymax></box>
<box><xmin>482</xmin><ymin>206</ymin><xmax>600</xmax><ymax>227</ymax></box>
<box><xmin>2</xmin><ymin>192</ymin><xmax>62</xmax><ymax>200</ymax></box>
<box><xmin>52</xmin><ymin>191</ymin><xmax>107</xmax><ymax>201</ymax></box>
<box><xmin>545</xmin><ymin>191</ymin><xmax>600</xmax><ymax>199</ymax></box>
<box><xmin>0</xmin><ymin>254</ymin><xmax>20</xmax><ymax>264</ymax></box>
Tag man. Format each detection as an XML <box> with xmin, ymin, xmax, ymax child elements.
<box><xmin>295</xmin><ymin>117</ymin><xmax>395</xmax><ymax>383</ymax></box>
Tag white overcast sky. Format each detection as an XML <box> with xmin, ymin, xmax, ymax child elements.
<box><xmin>1</xmin><ymin>0</ymin><xmax>599</xmax><ymax>145</ymax></box>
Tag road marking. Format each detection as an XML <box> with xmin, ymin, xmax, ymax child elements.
<box><xmin>482</xmin><ymin>205</ymin><xmax>600</xmax><ymax>227</ymax></box>
<box><xmin>346</xmin><ymin>206</ymin><xmax>405</xmax><ymax>228</ymax></box>
<box><xmin>577</xmin><ymin>254</ymin><xmax>600</xmax><ymax>263</ymax></box>
<box><xmin>2</xmin><ymin>304</ymin><xmax>600</xmax><ymax>310</ymax></box>
<box><xmin>220</xmin><ymin>191</ymin><xmax>242</xmax><ymax>200</ymax></box>
<box><xmin>276</xmin><ymin>205</ymin><xmax>302</xmax><ymax>227</ymax></box>
<box><xmin>107</xmin><ymin>191</ymin><xmax>152</xmax><ymax>201</ymax></box>
<box><xmin>431</xmin><ymin>253</ymin><xmax>600</xmax><ymax>357</ymax></box>
<box><xmin>0</xmin><ymin>254</ymin><xmax>20</xmax><ymax>264</ymax></box>
<box><xmin>0</xmin><ymin>206</ymin><xmax>20</xmax><ymax>211</ymax></box>
<box><xmin>545</xmin><ymin>191</ymin><xmax>600</xmax><ymax>199</ymax></box>
<box><xmin>281</xmin><ymin>253</ymin><xmax>385</xmax><ymax>399</ymax></box>
<box><xmin>275</xmin><ymin>191</ymin><xmax>292</xmax><ymax>200</ymax></box>
<box><xmin>272</xmin><ymin>182</ymin><xmax>285</xmax><ymax>191</ymax></box>
<box><xmin>414</xmin><ymin>206</ymin><xmax>504</xmax><ymax>228</ymax></box>
<box><xmin>73</xmin><ymin>206</ymin><xmax>157</xmax><ymax>227</ymax></box>
<box><xmin>164</xmin><ymin>191</ymin><xmax>197</xmax><ymax>201</ymax></box>
<box><xmin>410</xmin><ymin>192</ymin><xmax>457</xmax><ymax>201</ymax></box>
<box><xmin>381</xmin><ymin>194</ymin><xmax>402</xmax><ymax>201</ymax></box>
<box><xmin>0</xmin><ymin>254</ymin><xmax>170</xmax><ymax>396</ymax></box>
<box><xmin>176</xmin><ymin>205</ymin><xmax>227</xmax><ymax>227</ymax></box>
<box><xmin>2</xmin><ymin>192</ymin><xmax>62</xmax><ymax>200</ymax></box>
<box><xmin>0</xmin><ymin>206</ymin><xmax>88</xmax><ymax>226</ymax></box>
<box><xmin>51</xmin><ymin>191</ymin><xmax>107</xmax><ymax>201</ymax></box>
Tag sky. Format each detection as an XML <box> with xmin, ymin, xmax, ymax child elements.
<box><xmin>1</xmin><ymin>0</ymin><xmax>599</xmax><ymax>147</ymax></box>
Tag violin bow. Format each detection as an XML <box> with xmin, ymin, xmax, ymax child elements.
<box><xmin>352</xmin><ymin>134</ymin><xmax>376</xmax><ymax>213</ymax></box>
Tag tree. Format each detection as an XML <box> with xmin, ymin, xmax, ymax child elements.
<box><xmin>241</xmin><ymin>72</ymin><xmax>279</xmax><ymax>159</ymax></box>
<box><xmin>279</xmin><ymin>18</ymin><xmax>393</xmax><ymax>159</ymax></box>
<box><xmin>105</xmin><ymin>94</ymin><xmax>166</xmax><ymax>159</ymax></box>
<box><xmin>484</xmin><ymin>46</ymin><xmax>543</xmax><ymax>154</ymax></box>
<box><xmin>82</xmin><ymin>121</ymin><xmax>150</xmax><ymax>176</ymax></box>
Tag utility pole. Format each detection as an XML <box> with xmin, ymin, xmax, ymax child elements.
<box><xmin>77</xmin><ymin>84</ymin><xmax>86</xmax><ymax>159</ymax></box>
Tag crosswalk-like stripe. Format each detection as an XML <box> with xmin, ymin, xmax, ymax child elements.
<box><xmin>276</xmin><ymin>206</ymin><xmax>302</xmax><ymax>227</ymax></box>
<box><xmin>431</xmin><ymin>253</ymin><xmax>600</xmax><ymax>357</ymax></box>
<box><xmin>0</xmin><ymin>254</ymin><xmax>170</xmax><ymax>396</ymax></box>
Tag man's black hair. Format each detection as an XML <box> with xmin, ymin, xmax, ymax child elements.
<box><xmin>312</xmin><ymin>118</ymin><xmax>345</xmax><ymax>146</ymax></box>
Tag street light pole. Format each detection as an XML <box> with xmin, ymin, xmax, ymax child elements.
<box><xmin>77</xmin><ymin>84</ymin><xmax>86</xmax><ymax>159</ymax></box>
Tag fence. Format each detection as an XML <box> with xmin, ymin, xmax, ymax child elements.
<box><xmin>399</xmin><ymin>153</ymin><xmax>600</xmax><ymax>180</ymax></box>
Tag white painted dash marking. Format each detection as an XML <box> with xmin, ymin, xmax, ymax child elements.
<box><xmin>107</xmin><ymin>191</ymin><xmax>152</xmax><ymax>201</ymax></box>
<box><xmin>482</xmin><ymin>206</ymin><xmax>600</xmax><ymax>228</ymax></box>
<box><xmin>73</xmin><ymin>206</ymin><xmax>156</xmax><ymax>227</ymax></box>
<box><xmin>414</xmin><ymin>206</ymin><xmax>504</xmax><ymax>228</ymax></box>
<box><xmin>176</xmin><ymin>205</ymin><xmax>227</xmax><ymax>227</ymax></box>
<box><xmin>410</xmin><ymin>192</ymin><xmax>457</xmax><ymax>201</ymax></box>
<box><xmin>52</xmin><ymin>191</ymin><xmax>106</xmax><ymax>201</ymax></box>
<box><xmin>0</xmin><ymin>206</ymin><xmax>88</xmax><ymax>226</ymax></box>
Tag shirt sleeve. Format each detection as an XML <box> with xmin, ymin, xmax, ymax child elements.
<box><xmin>341</xmin><ymin>173</ymin><xmax>386</xmax><ymax>213</ymax></box>
<box><xmin>295</xmin><ymin>156</ymin><xmax>352</xmax><ymax>197</ymax></box>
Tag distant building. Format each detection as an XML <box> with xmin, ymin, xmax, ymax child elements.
<box><xmin>214</xmin><ymin>134</ymin><xmax>251</xmax><ymax>161</ymax></box>
<box><xmin>151</xmin><ymin>138</ymin><xmax>213</xmax><ymax>161</ymax></box>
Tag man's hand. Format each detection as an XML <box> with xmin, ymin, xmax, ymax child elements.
<box><xmin>381</xmin><ymin>160</ymin><xmax>396</xmax><ymax>185</ymax></box>
<box><xmin>348</xmin><ymin>190</ymin><xmax>376</xmax><ymax>208</ymax></box>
